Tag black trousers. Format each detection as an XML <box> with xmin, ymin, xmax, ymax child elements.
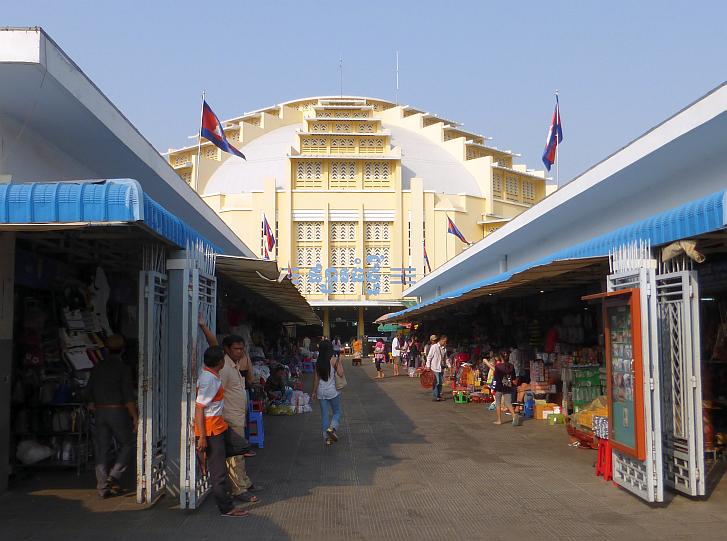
<box><xmin>94</xmin><ymin>408</ymin><xmax>134</xmax><ymax>492</ymax></box>
<box><xmin>206</xmin><ymin>431</ymin><xmax>234</xmax><ymax>514</ymax></box>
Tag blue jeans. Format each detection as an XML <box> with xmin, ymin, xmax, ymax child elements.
<box><xmin>432</xmin><ymin>371</ymin><xmax>444</xmax><ymax>399</ymax></box>
<box><xmin>319</xmin><ymin>394</ymin><xmax>342</xmax><ymax>437</ymax></box>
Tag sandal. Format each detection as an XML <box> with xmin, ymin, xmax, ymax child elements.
<box><xmin>234</xmin><ymin>492</ymin><xmax>259</xmax><ymax>503</ymax></box>
<box><xmin>222</xmin><ymin>507</ymin><xmax>249</xmax><ymax>518</ymax></box>
<box><xmin>243</xmin><ymin>450</ymin><xmax>257</xmax><ymax>458</ymax></box>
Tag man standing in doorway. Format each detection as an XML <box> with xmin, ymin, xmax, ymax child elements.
<box><xmin>426</xmin><ymin>335</ymin><xmax>448</xmax><ymax>401</ymax></box>
<box><xmin>87</xmin><ymin>335</ymin><xmax>138</xmax><ymax>498</ymax></box>
<box><xmin>199</xmin><ymin>318</ymin><xmax>262</xmax><ymax>503</ymax></box>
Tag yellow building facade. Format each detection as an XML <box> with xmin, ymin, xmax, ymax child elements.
<box><xmin>166</xmin><ymin>96</ymin><xmax>555</xmax><ymax>338</ymax></box>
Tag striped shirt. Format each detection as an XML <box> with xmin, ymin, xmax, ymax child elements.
<box><xmin>195</xmin><ymin>367</ymin><xmax>228</xmax><ymax>436</ymax></box>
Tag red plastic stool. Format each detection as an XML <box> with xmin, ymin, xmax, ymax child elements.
<box><xmin>595</xmin><ymin>438</ymin><xmax>612</xmax><ymax>481</ymax></box>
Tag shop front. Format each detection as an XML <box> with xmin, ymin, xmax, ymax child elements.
<box><xmin>0</xmin><ymin>178</ymin><xmax>318</xmax><ymax>509</ymax></box>
<box><xmin>389</xmin><ymin>191</ymin><xmax>727</xmax><ymax>503</ymax></box>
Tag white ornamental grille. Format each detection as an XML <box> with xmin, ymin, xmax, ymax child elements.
<box><xmin>295</xmin><ymin>246</ymin><xmax>322</xmax><ymax>267</ymax></box>
<box><xmin>365</xmin><ymin>222</ymin><xmax>391</xmax><ymax>242</ymax></box>
<box><xmin>296</xmin><ymin>222</ymin><xmax>323</xmax><ymax>242</ymax></box>
<box><xmin>359</xmin><ymin>138</ymin><xmax>384</xmax><ymax>154</ymax></box>
<box><xmin>330</xmin><ymin>137</ymin><xmax>355</xmax><ymax>154</ymax></box>
<box><xmin>180</xmin><ymin>171</ymin><xmax>192</xmax><ymax>184</ymax></box>
<box><xmin>330</xmin><ymin>221</ymin><xmax>357</xmax><ymax>241</ymax></box>
<box><xmin>295</xmin><ymin>162</ymin><xmax>323</xmax><ymax>188</ymax></box>
<box><xmin>311</xmin><ymin>123</ymin><xmax>328</xmax><ymax>132</ymax></box>
<box><xmin>523</xmin><ymin>181</ymin><xmax>535</xmax><ymax>203</ymax></box>
<box><xmin>330</xmin><ymin>246</ymin><xmax>357</xmax><ymax>267</ymax></box>
<box><xmin>296</xmin><ymin>272</ymin><xmax>322</xmax><ymax>295</ymax></box>
<box><xmin>331</xmin><ymin>279</ymin><xmax>356</xmax><ymax>295</ymax></box>
<box><xmin>329</xmin><ymin>161</ymin><xmax>356</xmax><ymax>181</ymax></box>
<box><xmin>492</xmin><ymin>173</ymin><xmax>503</xmax><ymax>197</ymax></box>
<box><xmin>173</xmin><ymin>153</ymin><xmax>191</xmax><ymax>166</ymax></box>
<box><xmin>203</xmin><ymin>146</ymin><xmax>218</xmax><ymax>160</ymax></box>
<box><xmin>365</xmin><ymin>246</ymin><xmax>390</xmax><ymax>267</ymax></box>
<box><xmin>505</xmin><ymin>176</ymin><xmax>519</xmax><ymax>200</ymax></box>
<box><xmin>358</xmin><ymin>122</ymin><xmax>375</xmax><ymax>133</ymax></box>
<box><xmin>301</xmin><ymin>137</ymin><xmax>327</xmax><ymax>154</ymax></box>
<box><xmin>334</xmin><ymin>123</ymin><xmax>352</xmax><ymax>133</ymax></box>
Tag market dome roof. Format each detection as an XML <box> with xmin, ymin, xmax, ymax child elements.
<box><xmin>202</xmin><ymin>96</ymin><xmax>483</xmax><ymax>196</ymax></box>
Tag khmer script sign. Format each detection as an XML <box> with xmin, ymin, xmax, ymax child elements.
<box><xmin>291</xmin><ymin>255</ymin><xmax>415</xmax><ymax>295</ymax></box>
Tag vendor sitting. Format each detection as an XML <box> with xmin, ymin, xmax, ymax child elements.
<box><xmin>265</xmin><ymin>365</ymin><xmax>293</xmax><ymax>404</ymax></box>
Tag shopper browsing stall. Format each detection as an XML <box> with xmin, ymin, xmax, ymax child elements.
<box><xmin>483</xmin><ymin>353</ymin><xmax>520</xmax><ymax>426</ymax></box>
<box><xmin>426</xmin><ymin>335</ymin><xmax>448</xmax><ymax>401</ymax></box>
<box><xmin>87</xmin><ymin>335</ymin><xmax>138</xmax><ymax>499</ymax></box>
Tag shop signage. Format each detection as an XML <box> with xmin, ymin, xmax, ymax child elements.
<box><xmin>291</xmin><ymin>255</ymin><xmax>415</xmax><ymax>295</ymax></box>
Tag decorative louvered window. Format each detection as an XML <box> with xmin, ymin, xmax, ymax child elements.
<box><xmin>365</xmin><ymin>222</ymin><xmax>391</xmax><ymax>242</ymax></box>
<box><xmin>203</xmin><ymin>146</ymin><xmax>218</xmax><ymax>160</ymax></box>
<box><xmin>330</xmin><ymin>246</ymin><xmax>357</xmax><ymax>268</ymax></box>
<box><xmin>329</xmin><ymin>221</ymin><xmax>358</xmax><ymax>296</ymax></box>
<box><xmin>318</xmin><ymin>111</ymin><xmax>333</xmax><ymax>118</ymax></box>
<box><xmin>311</xmin><ymin>123</ymin><xmax>328</xmax><ymax>132</ymax></box>
<box><xmin>522</xmin><ymin>181</ymin><xmax>535</xmax><ymax>203</ymax></box>
<box><xmin>363</xmin><ymin>221</ymin><xmax>392</xmax><ymax>296</ymax></box>
<box><xmin>334</xmin><ymin>123</ymin><xmax>352</xmax><ymax>133</ymax></box>
<box><xmin>329</xmin><ymin>161</ymin><xmax>357</xmax><ymax>189</ymax></box>
<box><xmin>363</xmin><ymin>161</ymin><xmax>391</xmax><ymax>188</ymax></box>
<box><xmin>297</xmin><ymin>222</ymin><xmax>323</xmax><ymax>242</ymax></box>
<box><xmin>364</xmin><ymin>246</ymin><xmax>390</xmax><ymax>267</ymax></box>
<box><xmin>492</xmin><ymin>173</ymin><xmax>503</xmax><ymax>197</ymax></box>
<box><xmin>295</xmin><ymin>161</ymin><xmax>323</xmax><ymax>188</ymax></box>
<box><xmin>301</xmin><ymin>137</ymin><xmax>327</xmax><ymax>154</ymax></box>
<box><xmin>330</xmin><ymin>221</ymin><xmax>357</xmax><ymax>241</ymax></box>
<box><xmin>359</xmin><ymin>138</ymin><xmax>384</xmax><ymax>154</ymax></box>
<box><xmin>180</xmin><ymin>171</ymin><xmax>192</xmax><ymax>184</ymax></box>
<box><xmin>358</xmin><ymin>122</ymin><xmax>375</xmax><ymax>133</ymax></box>
<box><xmin>173</xmin><ymin>153</ymin><xmax>192</xmax><ymax>167</ymax></box>
<box><xmin>294</xmin><ymin>221</ymin><xmax>324</xmax><ymax>296</ymax></box>
<box><xmin>506</xmin><ymin>176</ymin><xmax>519</xmax><ymax>201</ymax></box>
<box><xmin>330</xmin><ymin>137</ymin><xmax>355</xmax><ymax>154</ymax></box>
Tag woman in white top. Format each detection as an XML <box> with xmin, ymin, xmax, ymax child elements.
<box><xmin>312</xmin><ymin>340</ymin><xmax>345</xmax><ymax>445</ymax></box>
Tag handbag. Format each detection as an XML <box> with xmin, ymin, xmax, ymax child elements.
<box><xmin>334</xmin><ymin>361</ymin><xmax>347</xmax><ymax>390</ymax></box>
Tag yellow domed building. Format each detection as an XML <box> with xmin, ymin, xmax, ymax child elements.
<box><xmin>166</xmin><ymin>96</ymin><xmax>555</xmax><ymax>338</ymax></box>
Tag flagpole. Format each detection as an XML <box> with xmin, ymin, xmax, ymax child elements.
<box><xmin>555</xmin><ymin>89</ymin><xmax>559</xmax><ymax>188</ymax></box>
<box><xmin>194</xmin><ymin>90</ymin><xmax>205</xmax><ymax>192</ymax></box>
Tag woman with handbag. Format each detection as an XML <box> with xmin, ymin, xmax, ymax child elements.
<box><xmin>312</xmin><ymin>340</ymin><xmax>345</xmax><ymax>445</ymax></box>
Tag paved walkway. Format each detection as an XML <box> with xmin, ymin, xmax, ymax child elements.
<box><xmin>2</xmin><ymin>358</ymin><xmax>726</xmax><ymax>541</ymax></box>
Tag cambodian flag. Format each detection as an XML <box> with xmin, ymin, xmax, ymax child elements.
<box><xmin>262</xmin><ymin>214</ymin><xmax>276</xmax><ymax>257</ymax></box>
<box><xmin>423</xmin><ymin>241</ymin><xmax>432</xmax><ymax>273</ymax></box>
<box><xmin>201</xmin><ymin>101</ymin><xmax>246</xmax><ymax>159</ymax></box>
<box><xmin>542</xmin><ymin>95</ymin><xmax>563</xmax><ymax>171</ymax></box>
<box><xmin>447</xmin><ymin>216</ymin><xmax>469</xmax><ymax>245</ymax></box>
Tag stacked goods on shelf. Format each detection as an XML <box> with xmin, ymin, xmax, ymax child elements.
<box><xmin>571</xmin><ymin>366</ymin><xmax>604</xmax><ymax>412</ymax></box>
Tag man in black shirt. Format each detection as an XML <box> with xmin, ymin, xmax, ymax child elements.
<box><xmin>87</xmin><ymin>335</ymin><xmax>138</xmax><ymax>498</ymax></box>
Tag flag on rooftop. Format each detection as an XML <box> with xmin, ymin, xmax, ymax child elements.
<box><xmin>447</xmin><ymin>216</ymin><xmax>469</xmax><ymax>245</ymax></box>
<box><xmin>201</xmin><ymin>100</ymin><xmax>246</xmax><ymax>160</ymax></box>
<box><xmin>542</xmin><ymin>94</ymin><xmax>563</xmax><ymax>171</ymax></box>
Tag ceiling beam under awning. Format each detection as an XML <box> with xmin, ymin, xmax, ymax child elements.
<box><xmin>215</xmin><ymin>255</ymin><xmax>320</xmax><ymax>326</ymax></box>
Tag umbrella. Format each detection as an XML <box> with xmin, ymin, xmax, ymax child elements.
<box><xmin>378</xmin><ymin>323</ymin><xmax>406</xmax><ymax>332</ymax></box>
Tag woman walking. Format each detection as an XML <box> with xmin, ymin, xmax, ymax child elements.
<box><xmin>312</xmin><ymin>340</ymin><xmax>345</xmax><ymax>445</ymax></box>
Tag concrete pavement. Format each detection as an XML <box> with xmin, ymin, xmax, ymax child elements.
<box><xmin>2</xmin><ymin>357</ymin><xmax>726</xmax><ymax>540</ymax></box>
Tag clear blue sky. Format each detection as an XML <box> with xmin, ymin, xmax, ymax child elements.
<box><xmin>6</xmin><ymin>0</ymin><xmax>727</xmax><ymax>184</ymax></box>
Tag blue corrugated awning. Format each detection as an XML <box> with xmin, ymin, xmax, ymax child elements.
<box><xmin>0</xmin><ymin>179</ymin><xmax>221</xmax><ymax>252</ymax></box>
<box><xmin>390</xmin><ymin>190</ymin><xmax>727</xmax><ymax>320</ymax></box>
